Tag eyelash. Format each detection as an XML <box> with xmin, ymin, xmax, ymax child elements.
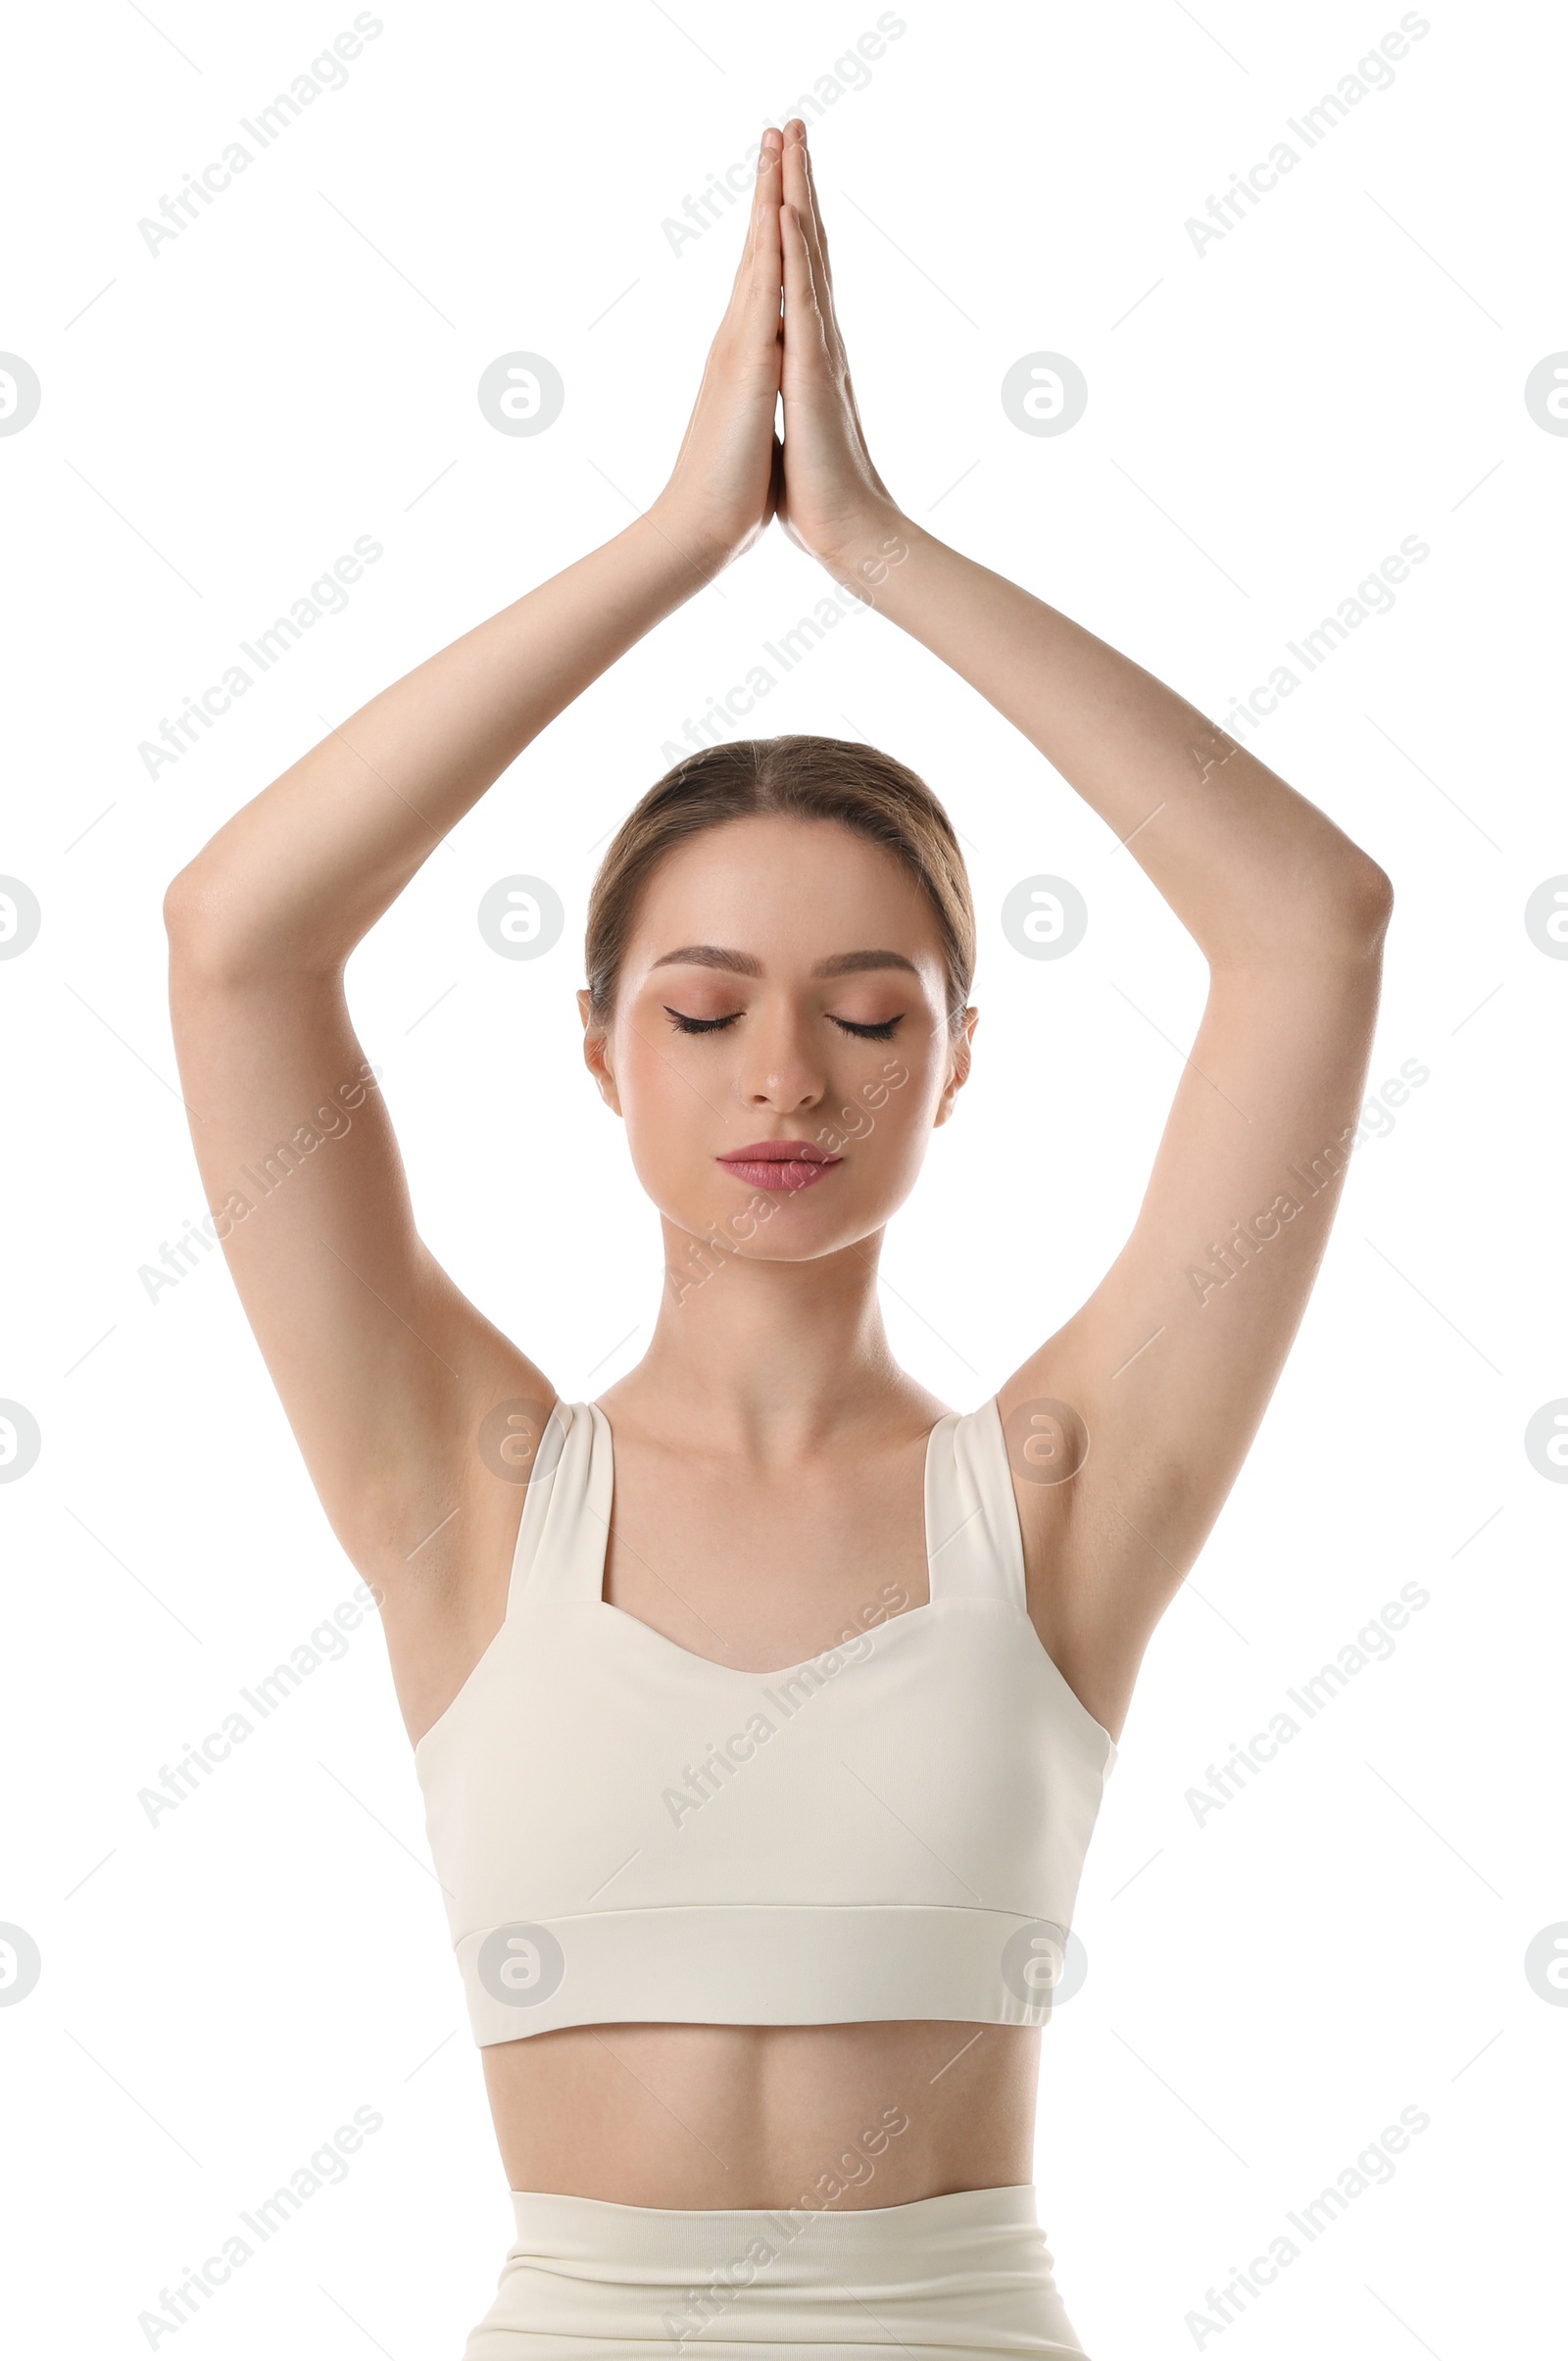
<box><xmin>663</xmin><ymin>1008</ymin><xmax>903</xmax><ymax>1042</ymax></box>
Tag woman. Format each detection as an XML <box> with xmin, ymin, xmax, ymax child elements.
<box><xmin>165</xmin><ymin>119</ymin><xmax>1391</xmax><ymax>2360</ymax></box>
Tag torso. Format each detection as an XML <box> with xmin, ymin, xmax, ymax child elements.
<box><xmin>399</xmin><ymin>1377</ymin><xmax>1131</xmax><ymax>2206</ymax></box>
<box><xmin>479</xmin><ymin>2013</ymin><xmax>1041</xmax><ymax>2207</ymax></box>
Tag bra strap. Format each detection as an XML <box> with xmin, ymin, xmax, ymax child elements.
<box><xmin>502</xmin><ymin>1398</ymin><xmax>588</xmax><ymax>1611</ymax></box>
<box><xmin>926</xmin><ymin>1399</ymin><xmax>1029</xmax><ymax>1610</ymax></box>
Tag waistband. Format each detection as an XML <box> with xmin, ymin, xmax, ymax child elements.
<box><xmin>468</xmin><ymin>2183</ymin><xmax>1088</xmax><ymax>2357</ymax></box>
<box><xmin>505</xmin><ymin>2179</ymin><xmax>1043</xmax><ymax>2273</ymax></box>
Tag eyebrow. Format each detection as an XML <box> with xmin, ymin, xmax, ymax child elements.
<box><xmin>650</xmin><ymin>946</ymin><xmax>923</xmax><ymax>980</ymax></box>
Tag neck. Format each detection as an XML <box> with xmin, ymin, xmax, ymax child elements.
<box><xmin>605</xmin><ymin>1218</ymin><xmax>909</xmax><ymax>1460</ymax></box>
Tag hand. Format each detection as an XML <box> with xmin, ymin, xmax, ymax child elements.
<box><xmin>775</xmin><ymin>119</ymin><xmax>902</xmax><ymax>572</ymax></box>
<box><xmin>650</xmin><ymin>127</ymin><xmax>786</xmax><ymax>574</ymax></box>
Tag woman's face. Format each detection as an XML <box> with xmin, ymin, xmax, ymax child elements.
<box><xmin>579</xmin><ymin>814</ymin><xmax>975</xmax><ymax>1262</ymax></box>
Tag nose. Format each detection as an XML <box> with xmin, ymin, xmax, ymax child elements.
<box><xmin>739</xmin><ymin>1004</ymin><xmax>827</xmax><ymax>1114</ymax></box>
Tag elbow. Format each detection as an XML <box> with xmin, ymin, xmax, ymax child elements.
<box><xmin>1212</xmin><ymin>850</ymin><xmax>1393</xmax><ymax>971</ymax></box>
<box><xmin>1252</xmin><ymin>856</ymin><xmax>1393</xmax><ymax>970</ymax></box>
<box><xmin>162</xmin><ymin>861</ymin><xmax>204</xmax><ymax>947</ymax></box>
<box><xmin>163</xmin><ymin>858</ymin><xmax>282</xmax><ymax>986</ymax></box>
<box><xmin>1299</xmin><ymin>853</ymin><xmax>1393</xmax><ymax>961</ymax></box>
<box><xmin>163</xmin><ymin>860</ymin><xmax>231</xmax><ymax>971</ymax></box>
<box><xmin>165</xmin><ymin>863</ymin><xmax>343</xmax><ymax>990</ymax></box>
<box><xmin>1341</xmin><ymin>856</ymin><xmax>1395</xmax><ymax>950</ymax></box>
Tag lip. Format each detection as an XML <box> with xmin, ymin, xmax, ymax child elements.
<box><xmin>716</xmin><ymin>1139</ymin><xmax>843</xmax><ymax>1194</ymax></box>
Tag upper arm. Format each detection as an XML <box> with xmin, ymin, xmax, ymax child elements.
<box><xmin>165</xmin><ymin>877</ymin><xmax>557</xmax><ymax>1734</ymax></box>
<box><xmin>998</xmin><ymin>878</ymin><xmax>1392</xmax><ymax>1739</ymax></box>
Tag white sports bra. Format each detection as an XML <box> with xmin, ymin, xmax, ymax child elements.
<box><xmin>415</xmin><ymin>1397</ymin><xmax>1118</xmax><ymax>2046</ymax></box>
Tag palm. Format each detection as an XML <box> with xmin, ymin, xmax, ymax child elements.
<box><xmin>656</xmin><ymin>130</ymin><xmax>785</xmax><ymax>566</ymax></box>
<box><xmin>773</xmin><ymin>122</ymin><xmax>895</xmax><ymax>564</ymax></box>
<box><xmin>657</xmin><ymin>119</ymin><xmax>895</xmax><ymax>574</ymax></box>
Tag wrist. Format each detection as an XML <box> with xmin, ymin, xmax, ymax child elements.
<box><xmin>814</xmin><ymin>503</ymin><xmax>916</xmax><ymax>602</ymax></box>
<box><xmin>642</xmin><ymin>496</ymin><xmax>737</xmax><ymax>589</ymax></box>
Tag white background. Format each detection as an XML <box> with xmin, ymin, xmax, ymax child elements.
<box><xmin>2</xmin><ymin>3</ymin><xmax>1563</xmax><ymax>2355</ymax></box>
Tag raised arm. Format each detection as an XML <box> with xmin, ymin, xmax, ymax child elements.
<box><xmin>772</xmin><ymin>120</ymin><xmax>1391</xmax><ymax>1741</ymax></box>
<box><xmin>163</xmin><ymin>130</ymin><xmax>789</xmax><ymax>1744</ymax></box>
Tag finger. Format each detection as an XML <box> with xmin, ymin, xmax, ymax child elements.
<box><xmin>726</xmin><ymin>129</ymin><xmax>784</xmax><ymax>325</ymax></box>
<box><xmin>753</xmin><ymin>131</ymin><xmax>785</xmax><ymax>307</ymax></box>
<box><xmin>778</xmin><ymin>123</ymin><xmax>824</xmax><ymax>284</ymax></box>
<box><xmin>783</xmin><ymin>123</ymin><xmax>834</xmax><ymax>300</ymax></box>
<box><xmin>779</xmin><ymin>123</ymin><xmax>841</xmax><ymax>354</ymax></box>
<box><xmin>798</xmin><ymin>130</ymin><xmax>845</xmax><ymax>372</ymax></box>
<box><xmin>800</xmin><ymin>137</ymin><xmax>855</xmax><ymax>392</ymax></box>
<box><xmin>779</xmin><ymin>187</ymin><xmax>831</xmax><ymax>371</ymax></box>
<box><xmin>746</xmin><ymin>130</ymin><xmax>783</xmax><ymax>267</ymax></box>
<box><xmin>799</xmin><ymin>132</ymin><xmax>836</xmax><ymax>297</ymax></box>
<box><xmin>794</xmin><ymin>126</ymin><xmax>872</xmax><ymax>449</ymax></box>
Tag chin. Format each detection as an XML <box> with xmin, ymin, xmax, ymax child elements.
<box><xmin>659</xmin><ymin>1169</ymin><xmax>917</xmax><ymax>1262</ymax></box>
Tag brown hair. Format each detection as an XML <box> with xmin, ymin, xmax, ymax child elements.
<box><xmin>584</xmin><ymin>735</ymin><xmax>975</xmax><ymax>1032</ymax></box>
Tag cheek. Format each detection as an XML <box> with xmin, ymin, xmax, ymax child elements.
<box><xmin>613</xmin><ymin>1032</ymin><xmax>746</xmax><ymax>1224</ymax></box>
<box><xmin>823</xmin><ymin>1058</ymin><xmax>938</xmax><ymax>1162</ymax></box>
<box><xmin>617</xmin><ymin>1045</ymin><xmax>693</xmax><ymax>1163</ymax></box>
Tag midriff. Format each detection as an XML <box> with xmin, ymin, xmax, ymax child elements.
<box><xmin>480</xmin><ymin>2016</ymin><xmax>1042</xmax><ymax>2206</ymax></box>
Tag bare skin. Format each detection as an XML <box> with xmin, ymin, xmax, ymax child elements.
<box><xmin>164</xmin><ymin>120</ymin><xmax>1391</xmax><ymax>2209</ymax></box>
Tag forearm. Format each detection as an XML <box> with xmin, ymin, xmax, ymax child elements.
<box><xmin>837</xmin><ymin>508</ymin><xmax>1391</xmax><ymax>965</ymax></box>
<box><xmin>166</xmin><ymin>504</ymin><xmax>721</xmax><ymax>976</ymax></box>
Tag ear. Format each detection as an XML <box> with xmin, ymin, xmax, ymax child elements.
<box><xmin>933</xmin><ymin>1006</ymin><xmax>978</xmax><ymax>1129</ymax></box>
<box><xmin>577</xmin><ymin>988</ymin><xmax>623</xmax><ymax>1117</ymax></box>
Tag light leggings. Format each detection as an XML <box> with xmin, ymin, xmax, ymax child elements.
<box><xmin>461</xmin><ymin>2181</ymin><xmax>1090</xmax><ymax>2357</ymax></box>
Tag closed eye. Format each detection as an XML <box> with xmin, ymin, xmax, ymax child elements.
<box><xmin>664</xmin><ymin>1007</ymin><xmax>742</xmax><ymax>1034</ymax></box>
<box><xmin>831</xmin><ymin>1014</ymin><xmax>903</xmax><ymax>1040</ymax></box>
<box><xmin>662</xmin><ymin>1008</ymin><xmax>905</xmax><ymax>1041</ymax></box>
